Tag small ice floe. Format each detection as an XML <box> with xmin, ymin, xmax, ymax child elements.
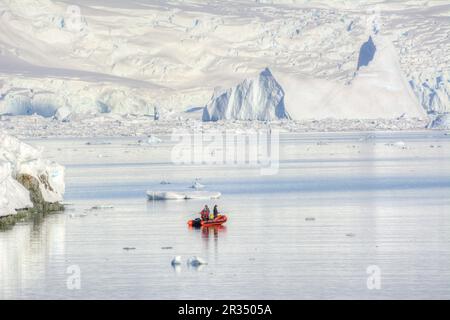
<box><xmin>345</xmin><ymin>233</ymin><xmax>356</xmax><ymax>238</ymax></box>
<box><xmin>187</xmin><ymin>256</ymin><xmax>207</xmax><ymax>267</ymax></box>
<box><xmin>139</xmin><ymin>135</ymin><xmax>162</xmax><ymax>145</ymax></box>
<box><xmin>393</xmin><ymin>141</ymin><xmax>407</xmax><ymax>149</ymax></box>
<box><xmin>90</xmin><ymin>205</ymin><xmax>114</xmax><ymax>210</ymax></box>
<box><xmin>191</xmin><ymin>181</ymin><xmax>205</xmax><ymax>189</ymax></box>
<box><xmin>85</xmin><ymin>141</ymin><xmax>111</xmax><ymax>146</ymax></box>
<box><xmin>171</xmin><ymin>256</ymin><xmax>182</xmax><ymax>266</ymax></box>
<box><xmin>359</xmin><ymin>134</ymin><xmax>375</xmax><ymax>142</ymax></box>
<box><xmin>386</xmin><ymin>141</ymin><xmax>407</xmax><ymax>149</ymax></box>
<box><xmin>68</xmin><ymin>211</ymin><xmax>88</xmax><ymax>218</ymax></box>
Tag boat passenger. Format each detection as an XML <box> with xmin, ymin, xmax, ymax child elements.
<box><xmin>213</xmin><ymin>205</ymin><xmax>219</xmax><ymax>219</ymax></box>
<box><xmin>200</xmin><ymin>205</ymin><xmax>210</xmax><ymax>221</ymax></box>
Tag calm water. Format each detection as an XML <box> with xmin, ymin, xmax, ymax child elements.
<box><xmin>1</xmin><ymin>131</ymin><xmax>450</xmax><ymax>299</ymax></box>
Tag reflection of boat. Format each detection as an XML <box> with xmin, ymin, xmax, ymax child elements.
<box><xmin>188</xmin><ymin>215</ymin><xmax>227</xmax><ymax>227</ymax></box>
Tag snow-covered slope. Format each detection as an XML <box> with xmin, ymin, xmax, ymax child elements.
<box><xmin>282</xmin><ymin>34</ymin><xmax>426</xmax><ymax>120</ymax></box>
<box><xmin>203</xmin><ymin>68</ymin><xmax>289</xmax><ymax>121</ymax></box>
<box><xmin>0</xmin><ymin>132</ymin><xmax>65</xmax><ymax>217</ymax></box>
<box><xmin>0</xmin><ymin>0</ymin><xmax>448</xmax><ymax>121</ymax></box>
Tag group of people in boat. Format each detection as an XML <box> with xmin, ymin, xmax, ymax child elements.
<box><xmin>200</xmin><ymin>205</ymin><xmax>220</xmax><ymax>221</ymax></box>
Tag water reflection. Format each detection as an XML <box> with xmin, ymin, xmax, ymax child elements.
<box><xmin>0</xmin><ymin>211</ymin><xmax>66</xmax><ymax>299</ymax></box>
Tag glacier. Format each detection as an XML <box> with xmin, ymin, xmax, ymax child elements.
<box><xmin>0</xmin><ymin>0</ymin><xmax>449</xmax><ymax>125</ymax></box>
<box><xmin>279</xmin><ymin>34</ymin><xmax>426</xmax><ymax>120</ymax></box>
<box><xmin>429</xmin><ymin>113</ymin><xmax>450</xmax><ymax>130</ymax></box>
<box><xmin>202</xmin><ymin>68</ymin><xmax>289</xmax><ymax>121</ymax></box>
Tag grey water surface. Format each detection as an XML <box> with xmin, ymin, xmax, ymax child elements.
<box><xmin>1</xmin><ymin>131</ymin><xmax>449</xmax><ymax>299</ymax></box>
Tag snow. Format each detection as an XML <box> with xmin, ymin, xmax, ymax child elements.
<box><xmin>281</xmin><ymin>34</ymin><xmax>427</xmax><ymax>120</ymax></box>
<box><xmin>0</xmin><ymin>132</ymin><xmax>65</xmax><ymax>214</ymax></box>
<box><xmin>202</xmin><ymin>68</ymin><xmax>289</xmax><ymax>121</ymax></box>
<box><xmin>0</xmin><ymin>162</ymin><xmax>32</xmax><ymax>217</ymax></box>
<box><xmin>0</xmin><ymin>0</ymin><xmax>448</xmax><ymax>127</ymax></box>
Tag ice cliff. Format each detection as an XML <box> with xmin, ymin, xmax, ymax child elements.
<box><xmin>0</xmin><ymin>132</ymin><xmax>65</xmax><ymax>217</ymax></box>
<box><xmin>202</xmin><ymin>68</ymin><xmax>290</xmax><ymax>121</ymax></box>
<box><xmin>429</xmin><ymin>113</ymin><xmax>450</xmax><ymax>130</ymax></box>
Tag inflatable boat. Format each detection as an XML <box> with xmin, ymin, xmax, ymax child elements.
<box><xmin>188</xmin><ymin>215</ymin><xmax>228</xmax><ymax>227</ymax></box>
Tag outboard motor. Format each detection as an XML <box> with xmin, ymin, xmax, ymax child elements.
<box><xmin>191</xmin><ymin>218</ymin><xmax>202</xmax><ymax>228</ymax></box>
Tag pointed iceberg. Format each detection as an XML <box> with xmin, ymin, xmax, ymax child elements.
<box><xmin>202</xmin><ymin>68</ymin><xmax>290</xmax><ymax>121</ymax></box>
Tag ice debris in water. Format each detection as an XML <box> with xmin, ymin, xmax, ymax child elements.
<box><xmin>191</xmin><ymin>181</ymin><xmax>205</xmax><ymax>189</ymax></box>
<box><xmin>171</xmin><ymin>256</ymin><xmax>182</xmax><ymax>266</ymax></box>
<box><xmin>187</xmin><ymin>256</ymin><xmax>208</xmax><ymax>266</ymax></box>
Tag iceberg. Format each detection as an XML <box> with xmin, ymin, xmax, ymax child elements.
<box><xmin>0</xmin><ymin>132</ymin><xmax>65</xmax><ymax>217</ymax></box>
<box><xmin>202</xmin><ymin>68</ymin><xmax>290</xmax><ymax>121</ymax></box>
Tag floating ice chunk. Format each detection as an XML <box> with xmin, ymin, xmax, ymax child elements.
<box><xmin>90</xmin><ymin>205</ymin><xmax>114</xmax><ymax>210</ymax></box>
<box><xmin>393</xmin><ymin>141</ymin><xmax>407</xmax><ymax>149</ymax></box>
<box><xmin>138</xmin><ymin>135</ymin><xmax>162</xmax><ymax>145</ymax></box>
<box><xmin>171</xmin><ymin>256</ymin><xmax>182</xmax><ymax>266</ymax></box>
<box><xmin>146</xmin><ymin>135</ymin><xmax>162</xmax><ymax>144</ymax></box>
<box><xmin>191</xmin><ymin>181</ymin><xmax>205</xmax><ymax>189</ymax></box>
<box><xmin>147</xmin><ymin>191</ymin><xmax>187</xmax><ymax>200</ymax></box>
<box><xmin>187</xmin><ymin>256</ymin><xmax>207</xmax><ymax>267</ymax></box>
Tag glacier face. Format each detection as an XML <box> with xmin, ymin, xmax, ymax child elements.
<box><xmin>409</xmin><ymin>74</ymin><xmax>450</xmax><ymax>115</ymax></box>
<box><xmin>202</xmin><ymin>68</ymin><xmax>289</xmax><ymax>121</ymax></box>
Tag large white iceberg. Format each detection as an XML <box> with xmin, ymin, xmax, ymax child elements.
<box><xmin>202</xmin><ymin>68</ymin><xmax>290</xmax><ymax>121</ymax></box>
<box><xmin>0</xmin><ymin>132</ymin><xmax>65</xmax><ymax>217</ymax></box>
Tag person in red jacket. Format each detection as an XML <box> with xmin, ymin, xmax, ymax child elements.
<box><xmin>200</xmin><ymin>205</ymin><xmax>210</xmax><ymax>221</ymax></box>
